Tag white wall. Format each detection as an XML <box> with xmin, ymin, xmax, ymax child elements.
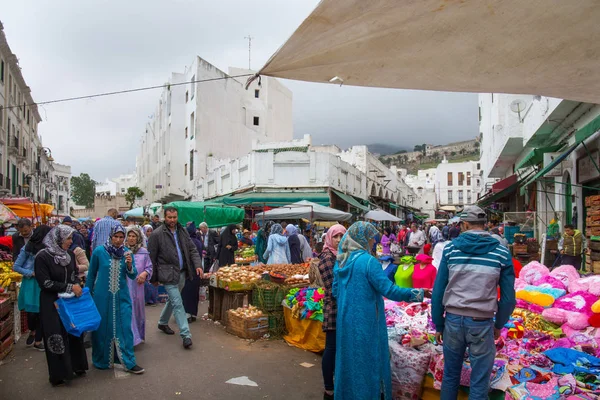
<box><xmin>436</xmin><ymin>160</ymin><xmax>481</xmax><ymax>206</ymax></box>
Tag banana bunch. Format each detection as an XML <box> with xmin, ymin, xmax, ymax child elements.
<box><xmin>0</xmin><ymin>261</ymin><xmax>14</xmax><ymax>274</ymax></box>
<box><xmin>0</xmin><ymin>272</ymin><xmax>22</xmax><ymax>288</ymax></box>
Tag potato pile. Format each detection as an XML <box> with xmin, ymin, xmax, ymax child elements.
<box><xmin>229</xmin><ymin>305</ymin><xmax>264</xmax><ymax>319</ymax></box>
<box><xmin>217</xmin><ymin>265</ymin><xmax>262</xmax><ymax>285</ymax></box>
<box><xmin>266</xmin><ymin>264</ymin><xmax>309</xmax><ymax>276</ymax></box>
<box><xmin>284</xmin><ymin>276</ymin><xmax>310</xmax><ymax>286</ymax></box>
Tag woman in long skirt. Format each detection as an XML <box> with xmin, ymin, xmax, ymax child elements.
<box><xmin>13</xmin><ymin>225</ymin><xmax>52</xmax><ymax>351</ymax></box>
<box><xmin>34</xmin><ymin>226</ymin><xmax>88</xmax><ymax>386</ymax></box>
<box><xmin>182</xmin><ymin>222</ymin><xmax>204</xmax><ymax>322</ymax></box>
<box><xmin>125</xmin><ymin>227</ymin><xmax>153</xmax><ymax>345</ymax></box>
<box><xmin>87</xmin><ymin>225</ymin><xmax>144</xmax><ymax>374</ymax></box>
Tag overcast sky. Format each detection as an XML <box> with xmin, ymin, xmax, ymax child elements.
<box><xmin>3</xmin><ymin>0</ymin><xmax>478</xmax><ymax>182</ymax></box>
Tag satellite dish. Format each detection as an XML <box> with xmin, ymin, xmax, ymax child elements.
<box><xmin>510</xmin><ymin>99</ymin><xmax>527</xmax><ymax>122</ymax></box>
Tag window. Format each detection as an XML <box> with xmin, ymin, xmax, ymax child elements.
<box><xmin>253</xmin><ymin>116</ymin><xmax>260</xmax><ymax>126</ymax></box>
<box><xmin>467</xmin><ymin>171</ymin><xmax>471</xmax><ymax>186</ymax></box>
<box><xmin>0</xmin><ymin>60</ymin><xmax>4</xmax><ymax>83</ymax></box>
<box><xmin>0</xmin><ymin>106</ymin><xmax>2</xmax><ymax>127</ymax></box>
<box><xmin>167</xmin><ymin>92</ymin><xmax>172</xmax><ymax>116</ymax></box>
<box><xmin>190</xmin><ymin>75</ymin><xmax>195</xmax><ymax>99</ymax></box>
<box><xmin>185</xmin><ymin>127</ymin><xmax>188</xmax><ymax>138</ymax></box>
<box><xmin>189</xmin><ymin>150</ymin><xmax>194</xmax><ymax>181</ymax></box>
<box><xmin>184</xmin><ymin>163</ymin><xmax>188</xmax><ymax>176</ymax></box>
<box><xmin>254</xmin><ymin>89</ymin><xmax>260</xmax><ymax>98</ymax></box>
<box><xmin>26</xmin><ymin>109</ymin><xmax>29</xmax><ymax>125</ymax></box>
<box><xmin>458</xmin><ymin>172</ymin><xmax>464</xmax><ymax>186</ymax></box>
<box><xmin>185</xmin><ymin>91</ymin><xmax>189</xmax><ymax>103</ymax></box>
<box><xmin>467</xmin><ymin>190</ymin><xmax>472</xmax><ymax>204</ymax></box>
<box><xmin>189</xmin><ymin>112</ymin><xmax>195</xmax><ymax>138</ymax></box>
<box><xmin>458</xmin><ymin>190</ymin><xmax>464</xmax><ymax>204</ymax></box>
<box><xmin>477</xmin><ymin>163</ymin><xmax>480</xmax><ymax>170</ymax></box>
<box><xmin>448</xmin><ymin>190</ymin><xmax>453</xmax><ymax>204</ymax></box>
<box><xmin>447</xmin><ymin>172</ymin><xmax>453</xmax><ymax>186</ymax></box>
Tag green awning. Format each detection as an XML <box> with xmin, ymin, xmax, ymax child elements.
<box><xmin>222</xmin><ymin>191</ymin><xmax>330</xmax><ymax>207</ymax></box>
<box><xmin>515</xmin><ymin>145</ymin><xmax>564</xmax><ymax>170</ymax></box>
<box><xmin>519</xmin><ymin>141</ymin><xmax>581</xmax><ymax>195</ymax></box>
<box><xmin>333</xmin><ymin>190</ymin><xmax>369</xmax><ymax>211</ymax></box>
<box><xmin>575</xmin><ymin>113</ymin><xmax>600</xmax><ymax>144</ymax></box>
<box><xmin>166</xmin><ymin>201</ymin><xmax>244</xmax><ymax>228</ymax></box>
<box><xmin>389</xmin><ymin>202</ymin><xmax>400</xmax><ymax>210</ymax></box>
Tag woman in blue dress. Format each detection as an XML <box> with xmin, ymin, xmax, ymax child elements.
<box><xmin>333</xmin><ymin>222</ymin><xmax>429</xmax><ymax>400</ymax></box>
<box><xmin>87</xmin><ymin>225</ymin><xmax>144</xmax><ymax>374</ymax></box>
<box><xmin>13</xmin><ymin>225</ymin><xmax>52</xmax><ymax>351</ymax></box>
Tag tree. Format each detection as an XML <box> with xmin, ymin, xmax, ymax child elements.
<box><xmin>125</xmin><ymin>187</ymin><xmax>145</xmax><ymax>209</ymax></box>
<box><xmin>422</xmin><ymin>143</ymin><xmax>427</xmax><ymax>157</ymax></box>
<box><xmin>71</xmin><ymin>173</ymin><xmax>97</xmax><ymax>208</ymax></box>
<box><xmin>414</xmin><ymin>144</ymin><xmax>422</xmax><ymax>152</ymax></box>
<box><xmin>450</xmin><ymin>151</ymin><xmax>457</xmax><ymax>157</ymax></box>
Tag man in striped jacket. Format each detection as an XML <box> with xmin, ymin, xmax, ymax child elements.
<box><xmin>432</xmin><ymin>205</ymin><xmax>516</xmax><ymax>400</ymax></box>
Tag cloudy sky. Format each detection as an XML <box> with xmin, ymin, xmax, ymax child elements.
<box><xmin>3</xmin><ymin>0</ymin><xmax>478</xmax><ymax>182</ymax></box>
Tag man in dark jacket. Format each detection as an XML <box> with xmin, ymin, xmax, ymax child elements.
<box><xmin>148</xmin><ymin>207</ymin><xmax>203</xmax><ymax>349</ymax></box>
<box><xmin>12</xmin><ymin>219</ymin><xmax>33</xmax><ymax>260</ymax></box>
<box><xmin>198</xmin><ymin>222</ymin><xmax>219</xmax><ymax>272</ymax></box>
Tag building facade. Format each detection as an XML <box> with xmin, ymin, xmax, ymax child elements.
<box><xmin>435</xmin><ymin>159</ymin><xmax>482</xmax><ymax>208</ymax></box>
<box><xmin>136</xmin><ymin>57</ymin><xmax>293</xmax><ymax>205</ymax></box>
<box><xmin>0</xmin><ymin>21</ymin><xmax>69</xmax><ymax>207</ymax></box>
<box><xmin>96</xmin><ymin>173</ymin><xmax>137</xmax><ymax>196</ymax></box>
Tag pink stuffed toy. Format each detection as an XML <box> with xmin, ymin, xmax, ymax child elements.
<box><xmin>548</xmin><ymin>265</ymin><xmax>580</xmax><ymax>289</ymax></box>
<box><xmin>569</xmin><ymin>275</ymin><xmax>600</xmax><ymax>296</ymax></box>
<box><xmin>542</xmin><ymin>291</ymin><xmax>598</xmax><ymax>330</ymax></box>
<box><xmin>532</xmin><ymin>275</ymin><xmax>566</xmax><ymax>290</ymax></box>
<box><xmin>515</xmin><ymin>262</ymin><xmax>549</xmax><ymax>290</ymax></box>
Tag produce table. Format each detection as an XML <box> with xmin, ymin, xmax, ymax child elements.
<box><xmin>208</xmin><ymin>287</ymin><xmax>252</xmax><ymax>324</ymax></box>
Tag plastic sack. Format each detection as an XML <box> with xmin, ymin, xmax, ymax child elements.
<box><xmin>54</xmin><ymin>287</ymin><xmax>101</xmax><ymax>337</ymax></box>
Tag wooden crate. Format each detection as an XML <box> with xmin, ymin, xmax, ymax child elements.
<box><xmin>0</xmin><ymin>297</ymin><xmax>12</xmax><ymax>320</ymax></box>
<box><xmin>0</xmin><ymin>311</ymin><xmax>13</xmax><ymax>340</ymax></box>
<box><xmin>208</xmin><ymin>287</ymin><xmax>252</xmax><ymax>324</ymax></box>
<box><xmin>226</xmin><ymin>311</ymin><xmax>268</xmax><ymax>340</ymax></box>
<box><xmin>587</xmin><ymin>206</ymin><xmax>600</xmax><ymax>216</ymax></box>
<box><xmin>586</xmin><ymin>227</ymin><xmax>600</xmax><ymax>237</ymax></box>
<box><xmin>586</xmin><ymin>195</ymin><xmax>600</xmax><ymax>207</ymax></box>
<box><xmin>592</xmin><ymin>260</ymin><xmax>600</xmax><ymax>274</ymax></box>
<box><xmin>512</xmin><ymin>244</ymin><xmax>528</xmax><ymax>256</ymax></box>
<box><xmin>586</xmin><ymin>215</ymin><xmax>600</xmax><ymax>227</ymax></box>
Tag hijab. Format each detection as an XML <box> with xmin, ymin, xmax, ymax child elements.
<box><xmin>324</xmin><ymin>224</ymin><xmax>347</xmax><ymax>256</ymax></box>
<box><xmin>126</xmin><ymin>226</ymin><xmax>144</xmax><ymax>254</ymax></box>
<box><xmin>186</xmin><ymin>222</ymin><xmax>198</xmax><ymax>238</ymax></box>
<box><xmin>220</xmin><ymin>224</ymin><xmax>238</xmax><ymax>247</ymax></box>
<box><xmin>384</xmin><ymin>227</ymin><xmax>392</xmax><ymax>237</ymax></box>
<box><xmin>142</xmin><ymin>224</ymin><xmax>153</xmax><ymax>237</ymax></box>
<box><xmin>43</xmin><ymin>225</ymin><xmax>75</xmax><ymax>266</ymax></box>
<box><xmin>25</xmin><ymin>225</ymin><xmax>52</xmax><ymax>255</ymax></box>
<box><xmin>105</xmin><ymin>225</ymin><xmax>126</xmax><ymax>259</ymax></box>
<box><xmin>337</xmin><ymin>221</ymin><xmax>378</xmax><ymax>267</ymax></box>
<box><xmin>285</xmin><ymin>224</ymin><xmax>298</xmax><ymax>236</ymax></box>
<box><xmin>270</xmin><ymin>223</ymin><xmax>284</xmax><ymax>236</ymax></box>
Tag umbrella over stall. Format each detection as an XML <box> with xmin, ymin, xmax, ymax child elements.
<box><xmin>364</xmin><ymin>209</ymin><xmax>402</xmax><ymax>222</ymax></box>
<box><xmin>255</xmin><ymin>200</ymin><xmax>352</xmax><ymax>222</ymax></box>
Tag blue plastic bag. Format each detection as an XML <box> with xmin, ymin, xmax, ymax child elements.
<box><xmin>54</xmin><ymin>287</ymin><xmax>101</xmax><ymax>337</ymax></box>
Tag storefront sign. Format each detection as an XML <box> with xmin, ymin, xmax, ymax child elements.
<box><xmin>577</xmin><ymin>150</ymin><xmax>600</xmax><ymax>183</ymax></box>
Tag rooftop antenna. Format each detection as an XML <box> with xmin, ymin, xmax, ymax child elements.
<box><xmin>244</xmin><ymin>35</ymin><xmax>253</xmax><ymax>70</ymax></box>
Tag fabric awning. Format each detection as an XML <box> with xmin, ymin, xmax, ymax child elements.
<box><xmin>575</xmin><ymin>114</ymin><xmax>600</xmax><ymax>144</ymax></box>
<box><xmin>389</xmin><ymin>202</ymin><xmax>400</xmax><ymax>210</ymax></box>
<box><xmin>333</xmin><ymin>190</ymin><xmax>369</xmax><ymax>211</ymax></box>
<box><xmin>364</xmin><ymin>209</ymin><xmax>402</xmax><ymax>222</ymax></box>
<box><xmin>478</xmin><ymin>180</ymin><xmax>520</xmax><ymax>207</ymax></box>
<box><xmin>255</xmin><ymin>200</ymin><xmax>352</xmax><ymax>221</ymax></box>
<box><xmin>515</xmin><ymin>145</ymin><xmax>564</xmax><ymax>170</ymax></box>
<box><xmin>217</xmin><ymin>191</ymin><xmax>330</xmax><ymax>207</ymax></box>
<box><xmin>519</xmin><ymin>142</ymin><xmax>581</xmax><ymax>194</ymax></box>
<box><xmin>492</xmin><ymin>175</ymin><xmax>518</xmax><ymax>193</ymax></box>
<box><xmin>167</xmin><ymin>201</ymin><xmax>245</xmax><ymax>228</ymax></box>
<box><xmin>439</xmin><ymin>205</ymin><xmax>457</xmax><ymax>212</ymax></box>
<box><xmin>252</xmin><ymin>0</ymin><xmax>600</xmax><ymax>103</ymax></box>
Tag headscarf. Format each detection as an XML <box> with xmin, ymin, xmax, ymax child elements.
<box><xmin>285</xmin><ymin>224</ymin><xmax>298</xmax><ymax>236</ymax></box>
<box><xmin>104</xmin><ymin>225</ymin><xmax>126</xmax><ymax>259</ymax></box>
<box><xmin>126</xmin><ymin>226</ymin><xmax>144</xmax><ymax>254</ymax></box>
<box><xmin>384</xmin><ymin>227</ymin><xmax>392</xmax><ymax>237</ymax></box>
<box><xmin>337</xmin><ymin>221</ymin><xmax>378</xmax><ymax>267</ymax></box>
<box><xmin>264</xmin><ymin>220</ymin><xmax>274</xmax><ymax>234</ymax></box>
<box><xmin>186</xmin><ymin>222</ymin><xmax>198</xmax><ymax>238</ymax></box>
<box><xmin>25</xmin><ymin>225</ymin><xmax>52</xmax><ymax>255</ymax></box>
<box><xmin>416</xmin><ymin>253</ymin><xmax>433</xmax><ymax>264</ymax></box>
<box><xmin>43</xmin><ymin>225</ymin><xmax>75</xmax><ymax>266</ymax></box>
<box><xmin>323</xmin><ymin>224</ymin><xmax>347</xmax><ymax>256</ymax></box>
<box><xmin>220</xmin><ymin>224</ymin><xmax>238</xmax><ymax>247</ymax></box>
<box><xmin>142</xmin><ymin>224</ymin><xmax>153</xmax><ymax>237</ymax></box>
<box><xmin>270</xmin><ymin>223</ymin><xmax>284</xmax><ymax>236</ymax></box>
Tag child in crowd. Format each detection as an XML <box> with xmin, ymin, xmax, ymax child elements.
<box><xmin>412</xmin><ymin>253</ymin><xmax>437</xmax><ymax>289</ymax></box>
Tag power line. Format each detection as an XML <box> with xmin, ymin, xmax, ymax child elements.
<box><xmin>1</xmin><ymin>73</ymin><xmax>254</xmax><ymax>112</ymax></box>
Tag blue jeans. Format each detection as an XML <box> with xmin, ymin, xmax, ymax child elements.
<box><xmin>159</xmin><ymin>271</ymin><xmax>191</xmax><ymax>339</ymax></box>
<box><xmin>441</xmin><ymin>313</ymin><xmax>496</xmax><ymax>400</ymax></box>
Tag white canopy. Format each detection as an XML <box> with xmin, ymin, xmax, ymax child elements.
<box><xmin>254</xmin><ymin>0</ymin><xmax>600</xmax><ymax>103</ymax></box>
<box><xmin>364</xmin><ymin>209</ymin><xmax>402</xmax><ymax>222</ymax></box>
<box><xmin>255</xmin><ymin>200</ymin><xmax>352</xmax><ymax>222</ymax></box>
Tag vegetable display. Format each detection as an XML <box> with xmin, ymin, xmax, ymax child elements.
<box><xmin>265</xmin><ymin>264</ymin><xmax>310</xmax><ymax>276</ymax></box>
<box><xmin>0</xmin><ymin>260</ymin><xmax>19</xmax><ymax>289</ymax></box>
<box><xmin>229</xmin><ymin>305</ymin><xmax>264</xmax><ymax>320</ymax></box>
<box><xmin>216</xmin><ymin>265</ymin><xmax>262</xmax><ymax>285</ymax></box>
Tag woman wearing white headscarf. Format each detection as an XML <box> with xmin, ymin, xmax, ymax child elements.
<box><xmin>34</xmin><ymin>225</ymin><xmax>88</xmax><ymax>386</ymax></box>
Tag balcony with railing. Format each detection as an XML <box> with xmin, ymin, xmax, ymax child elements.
<box><xmin>0</xmin><ymin>127</ymin><xmax>5</xmax><ymax>146</ymax></box>
<box><xmin>8</xmin><ymin>136</ymin><xmax>19</xmax><ymax>156</ymax></box>
<box><xmin>16</xmin><ymin>146</ymin><xmax>27</xmax><ymax>163</ymax></box>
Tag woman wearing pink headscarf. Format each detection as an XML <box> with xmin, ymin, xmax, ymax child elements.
<box><xmin>317</xmin><ymin>224</ymin><xmax>347</xmax><ymax>400</ymax></box>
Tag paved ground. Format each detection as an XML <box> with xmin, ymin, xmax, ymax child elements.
<box><xmin>0</xmin><ymin>301</ymin><xmax>324</xmax><ymax>399</ymax></box>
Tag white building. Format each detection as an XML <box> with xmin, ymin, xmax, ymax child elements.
<box><xmin>479</xmin><ymin>93</ymin><xmax>600</xmax><ymax>236</ymax></box>
<box><xmin>435</xmin><ymin>158</ymin><xmax>482</xmax><ymax>208</ymax></box>
<box><xmin>50</xmin><ymin>163</ymin><xmax>71</xmax><ymax>215</ymax></box>
<box><xmin>195</xmin><ymin>136</ymin><xmax>419</xmax><ymax>218</ymax></box>
<box><xmin>96</xmin><ymin>173</ymin><xmax>137</xmax><ymax>196</ymax></box>
<box><xmin>136</xmin><ymin>57</ymin><xmax>293</xmax><ymax>205</ymax></box>
<box><xmin>404</xmin><ymin>168</ymin><xmax>437</xmax><ymax>218</ymax></box>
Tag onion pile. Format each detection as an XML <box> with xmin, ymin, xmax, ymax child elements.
<box><xmin>229</xmin><ymin>305</ymin><xmax>264</xmax><ymax>319</ymax></box>
<box><xmin>217</xmin><ymin>265</ymin><xmax>262</xmax><ymax>285</ymax></box>
<box><xmin>266</xmin><ymin>264</ymin><xmax>309</xmax><ymax>276</ymax></box>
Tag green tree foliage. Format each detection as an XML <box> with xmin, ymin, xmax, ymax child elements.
<box><xmin>414</xmin><ymin>144</ymin><xmax>422</xmax><ymax>152</ymax></box>
<box><xmin>125</xmin><ymin>187</ymin><xmax>145</xmax><ymax>209</ymax></box>
<box><xmin>70</xmin><ymin>173</ymin><xmax>96</xmax><ymax>208</ymax></box>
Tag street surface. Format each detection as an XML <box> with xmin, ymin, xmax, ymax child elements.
<box><xmin>0</xmin><ymin>301</ymin><xmax>323</xmax><ymax>399</ymax></box>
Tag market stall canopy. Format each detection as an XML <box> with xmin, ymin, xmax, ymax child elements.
<box><xmin>0</xmin><ymin>198</ymin><xmax>54</xmax><ymax>220</ymax></box>
<box><xmin>252</xmin><ymin>0</ymin><xmax>600</xmax><ymax>103</ymax></box>
<box><xmin>255</xmin><ymin>200</ymin><xmax>352</xmax><ymax>221</ymax></box>
<box><xmin>439</xmin><ymin>206</ymin><xmax>457</xmax><ymax>212</ymax></box>
<box><xmin>0</xmin><ymin>203</ymin><xmax>18</xmax><ymax>225</ymax></box>
<box><xmin>221</xmin><ymin>191</ymin><xmax>330</xmax><ymax>207</ymax></box>
<box><xmin>364</xmin><ymin>209</ymin><xmax>401</xmax><ymax>222</ymax></box>
<box><xmin>124</xmin><ymin>207</ymin><xmax>144</xmax><ymax>218</ymax></box>
<box><xmin>166</xmin><ymin>201</ymin><xmax>245</xmax><ymax>228</ymax></box>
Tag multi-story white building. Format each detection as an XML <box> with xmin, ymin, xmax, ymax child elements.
<box><xmin>479</xmin><ymin>93</ymin><xmax>600</xmax><ymax>236</ymax></box>
<box><xmin>404</xmin><ymin>168</ymin><xmax>437</xmax><ymax>218</ymax></box>
<box><xmin>50</xmin><ymin>163</ymin><xmax>71</xmax><ymax>215</ymax></box>
<box><xmin>96</xmin><ymin>173</ymin><xmax>137</xmax><ymax>196</ymax></box>
<box><xmin>136</xmin><ymin>57</ymin><xmax>293</xmax><ymax>204</ymax></box>
<box><xmin>0</xmin><ymin>21</ymin><xmax>65</xmax><ymax>204</ymax></box>
<box><xmin>435</xmin><ymin>159</ymin><xmax>482</xmax><ymax>208</ymax></box>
